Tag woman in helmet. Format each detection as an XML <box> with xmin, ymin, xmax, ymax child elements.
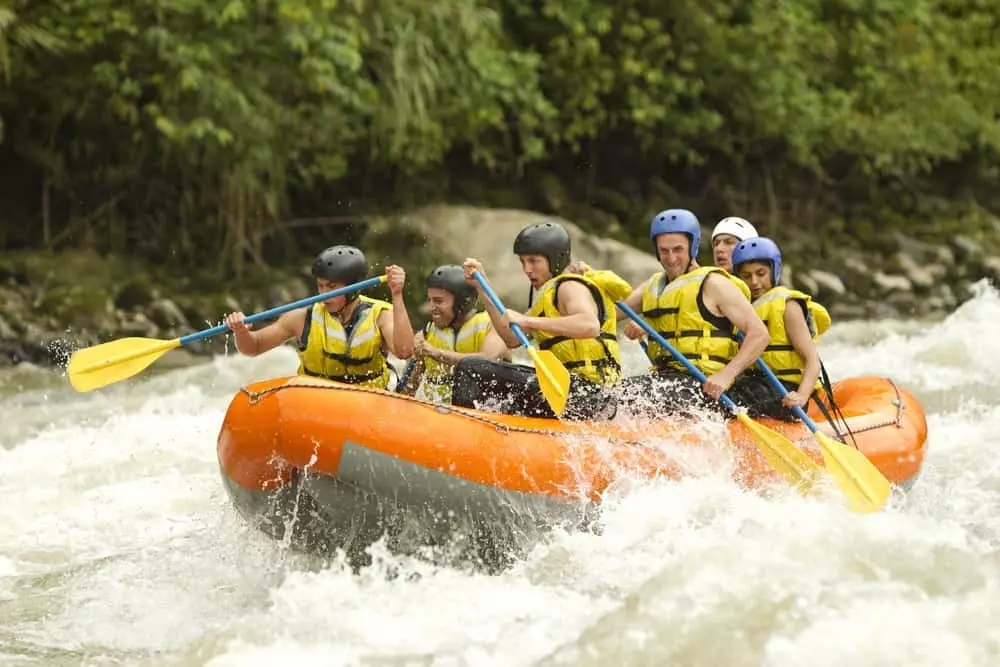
<box><xmin>454</xmin><ymin>221</ymin><xmax>626</xmax><ymax>421</ymax></box>
<box><xmin>398</xmin><ymin>264</ymin><xmax>510</xmax><ymax>402</ymax></box>
<box><xmin>711</xmin><ymin>216</ymin><xmax>758</xmax><ymax>273</ymax></box>
<box><xmin>615</xmin><ymin>209</ymin><xmax>770</xmax><ymax>417</ymax></box>
<box><xmin>223</xmin><ymin>245</ymin><xmax>415</xmax><ymax>389</ymax></box>
<box><xmin>731</xmin><ymin>237</ymin><xmax>832</xmax><ymax>420</ymax></box>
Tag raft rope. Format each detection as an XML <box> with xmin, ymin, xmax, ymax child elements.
<box><xmin>817</xmin><ymin>362</ymin><xmax>857</xmax><ymax>446</ymax></box>
<box><xmin>242</xmin><ymin>380</ymin><xmax>573</xmax><ymax>437</ymax></box>
<box><xmin>240</xmin><ymin>375</ymin><xmax>907</xmax><ymax>441</ymax></box>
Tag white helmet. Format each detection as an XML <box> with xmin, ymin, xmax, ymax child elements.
<box><xmin>711</xmin><ymin>217</ymin><xmax>758</xmax><ymax>242</ymax></box>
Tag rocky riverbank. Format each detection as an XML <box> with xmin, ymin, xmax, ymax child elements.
<box><xmin>2</xmin><ymin>205</ymin><xmax>998</xmax><ymax>370</ymax></box>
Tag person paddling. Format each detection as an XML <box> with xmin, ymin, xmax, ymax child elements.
<box><xmin>223</xmin><ymin>245</ymin><xmax>415</xmax><ymax>389</ymax></box>
<box><xmin>731</xmin><ymin>237</ymin><xmax>833</xmax><ymax>420</ymax></box>
<box><xmin>452</xmin><ymin>221</ymin><xmax>626</xmax><ymax>420</ymax></box>
<box><xmin>616</xmin><ymin>209</ymin><xmax>770</xmax><ymax>416</ymax></box>
<box><xmin>398</xmin><ymin>264</ymin><xmax>510</xmax><ymax>401</ymax></box>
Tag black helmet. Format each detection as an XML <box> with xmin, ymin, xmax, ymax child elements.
<box><xmin>426</xmin><ymin>265</ymin><xmax>477</xmax><ymax>318</ymax></box>
<box><xmin>311</xmin><ymin>245</ymin><xmax>368</xmax><ymax>284</ymax></box>
<box><xmin>512</xmin><ymin>221</ymin><xmax>571</xmax><ymax>275</ymax></box>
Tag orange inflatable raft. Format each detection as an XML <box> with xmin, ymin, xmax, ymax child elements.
<box><xmin>217</xmin><ymin>374</ymin><xmax>927</xmax><ymax>566</ymax></box>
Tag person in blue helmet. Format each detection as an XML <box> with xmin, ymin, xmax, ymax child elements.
<box><xmin>615</xmin><ymin>209</ymin><xmax>770</xmax><ymax>417</ymax></box>
<box><xmin>731</xmin><ymin>237</ymin><xmax>834</xmax><ymax>420</ymax></box>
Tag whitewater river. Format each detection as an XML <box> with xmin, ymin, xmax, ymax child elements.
<box><xmin>2</xmin><ymin>282</ymin><xmax>998</xmax><ymax>666</ymax></box>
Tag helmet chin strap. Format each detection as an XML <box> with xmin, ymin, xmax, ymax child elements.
<box><xmin>331</xmin><ymin>294</ymin><xmax>358</xmax><ymax>320</ymax></box>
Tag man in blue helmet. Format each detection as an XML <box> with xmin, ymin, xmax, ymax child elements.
<box><xmin>451</xmin><ymin>221</ymin><xmax>625</xmax><ymax>420</ymax></box>
<box><xmin>616</xmin><ymin>209</ymin><xmax>770</xmax><ymax>416</ymax></box>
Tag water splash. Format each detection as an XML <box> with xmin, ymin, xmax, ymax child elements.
<box><xmin>2</xmin><ymin>285</ymin><xmax>999</xmax><ymax>665</ymax></box>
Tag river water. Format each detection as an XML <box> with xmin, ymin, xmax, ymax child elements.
<box><xmin>1</xmin><ymin>282</ymin><xmax>998</xmax><ymax>666</ymax></box>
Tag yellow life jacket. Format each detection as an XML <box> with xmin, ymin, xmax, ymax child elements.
<box><xmin>752</xmin><ymin>286</ymin><xmax>831</xmax><ymax>384</ymax></box>
<box><xmin>580</xmin><ymin>268</ymin><xmax>633</xmax><ymax>302</ymax></box>
<box><xmin>421</xmin><ymin>311</ymin><xmax>493</xmax><ymax>403</ymax></box>
<box><xmin>296</xmin><ymin>295</ymin><xmax>392</xmax><ymax>388</ymax></box>
<box><xmin>640</xmin><ymin>265</ymin><xmax>752</xmax><ymax>375</ymax></box>
<box><xmin>526</xmin><ymin>273</ymin><xmax>622</xmax><ymax>387</ymax></box>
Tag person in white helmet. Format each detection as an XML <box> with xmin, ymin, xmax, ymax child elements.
<box><xmin>622</xmin><ymin>215</ymin><xmax>758</xmax><ymax>343</ymax></box>
<box><xmin>711</xmin><ymin>217</ymin><xmax>758</xmax><ymax>273</ymax></box>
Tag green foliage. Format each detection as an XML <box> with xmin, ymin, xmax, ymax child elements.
<box><xmin>1</xmin><ymin>0</ymin><xmax>999</xmax><ymax>273</ymax></box>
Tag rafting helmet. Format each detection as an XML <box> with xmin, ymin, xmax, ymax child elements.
<box><xmin>650</xmin><ymin>209</ymin><xmax>700</xmax><ymax>260</ymax></box>
<box><xmin>513</xmin><ymin>221</ymin><xmax>572</xmax><ymax>276</ymax></box>
<box><xmin>311</xmin><ymin>245</ymin><xmax>369</xmax><ymax>285</ymax></box>
<box><xmin>732</xmin><ymin>237</ymin><xmax>782</xmax><ymax>285</ymax></box>
<box><xmin>711</xmin><ymin>216</ymin><xmax>758</xmax><ymax>243</ymax></box>
<box><xmin>426</xmin><ymin>264</ymin><xmax>477</xmax><ymax>319</ymax></box>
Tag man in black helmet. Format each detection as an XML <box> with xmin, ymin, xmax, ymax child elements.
<box><xmin>452</xmin><ymin>221</ymin><xmax>625</xmax><ymax>420</ymax></box>
<box><xmin>223</xmin><ymin>245</ymin><xmax>415</xmax><ymax>388</ymax></box>
<box><xmin>398</xmin><ymin>264</ymin><xmax>511</xmax><ymax>401</ymax></box>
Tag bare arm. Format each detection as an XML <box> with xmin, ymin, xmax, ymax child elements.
<box><xmin>785</xmin><ymin>302</ymin><xmax>821</xmax><ymax>398</ymax></box>
<box><xmin>708</xmin><ymin>274</ymin><xmax>770</xmax><ymax>379</ymax></box>
<box><xmin>226</xmin><ymin>309</ymin><xmax>305</xmax><ymax>357</ymax></box>
<box><xmin>377</xmin><ymin>303</ymin><xmax>415</xmax><ymax>360</ymax></box>
<box><xmin>463</xmin><ymin>259</ymin><xmax>521</xmax><ymax>349</ymax></box>
<box><xmin>378</xmin><ymin>264</ymin><xmax>415</xmax><ymax>360</ymax></box>
<box><xmin>480</xmin><ymin>294</ymin><xmax>520</xmax><ymax>348</ymax></box>
<box><xmin>432</xmin><ymin>328</ymin><xmax>511</xmax><ymax>366</ymax></box>
<box><xmin>614</xmin><ymin>276</ymin><xmax>651</xmax><ymax>321</ymax></box>
<box><xmin>517</xmin><ymin>281</ymin><xmax>600</xmax><ymax>339</ymax></box>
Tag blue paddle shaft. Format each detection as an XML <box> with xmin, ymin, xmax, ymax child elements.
<box><xmin>397</xmin><ymin>360</ymin><xmax>417</xmax><ymax>388</ymax></box>
<box><xmin>396</xmin><ymin>323</ymin><xmax>431</xmax><ymax>390</ymax></box>
<box><xmin>177</xmin><ymin>275</ymin><xmax>385</xmax><ymax>346</ymax></box>
<box><xmin>473</xmin><ymin>271</ymin><xmax>533</xmax><ymax>350</ymax></box>
<box><xmin>735</xmin><ymin>331</ymin><xmax>819</xmax><ymax>433</ymax></box>
<box><xmin>617</xmin><ymin>301</ymin><xmax>738</xmax><ymax>412</ymax></box>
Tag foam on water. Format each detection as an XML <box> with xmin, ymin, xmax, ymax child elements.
<box><xmin>2</xmin><ymin>286</ymin><xmax>999</xmax><ymax>666</ymax></box>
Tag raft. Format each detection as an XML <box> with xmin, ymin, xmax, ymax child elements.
<box><xmin>216</xmin><ymin>374</ymin><xmax>928</xmax><ymax>568</ymax></box>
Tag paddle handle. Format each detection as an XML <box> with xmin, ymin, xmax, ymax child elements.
<box><xmin>396</xmin><ymin>323</ymin><xmax>430</xmax><ymax>391</ymax></box>
<box><xmin>176</xmin><ymin>275</ymin><xmax>387</xmax><ymax>346</ymax></box>
<box><xmin>472</xmin><ymin>271</ymin><xmax>533</xmax><ymax>350</ymax></box>
<box><xmin>734</xmin><ymin>331</ymin><xmax>818</xmax><ymax>433</ymax></box>
<box><xmin>617</xmin><ymin>301</ymin><xmax>738</xmax><ymax>412</ymax></box>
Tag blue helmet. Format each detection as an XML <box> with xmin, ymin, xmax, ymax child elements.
<box><xmin>732</xmin><ymin>237</ymin><xmax>782</xmax><ymax>285</ymax></box>
<box><xmin>649</xmin><ymin>209</ymin><xmax>700</xmax><ymax>260</ymax></box>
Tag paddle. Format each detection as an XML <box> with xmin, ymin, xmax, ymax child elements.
<box><xmin>397</xmin><ymin>360</ymin><xmax>418</xmax><ymax>392</ymax></box>
<box><xmin>67</xmin><ymin>275</ymin><xmax>388</xmax><ymax>393</ymax></box>
<box><xmin>743</xmin><ymin>347</ymin><xmax>891</xmax><ymax>513</ymax></box>
<box><xmin>471</xmin><ymin>271</ymin><xmax>570</xmax><ymax>416</ymax></box>
<box><xmin>616</xmin><ymin>302</ymin><xmax>821</xmax><ymax>492</ymax></box>
<box><xmin>396</xmin><ymin>323</ymin><xmax>430</xmax><ymax>393</ymax></box>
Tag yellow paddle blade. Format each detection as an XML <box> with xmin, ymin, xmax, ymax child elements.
<box><xmin>526</xmin><ymin>347</ymin><xmax>570</xmax><ymax>416</ymax></box>
<box><xmin>815</xmin><ymin>431</ymin><xmax>891</xmax><ymax>513</ymax></box>
<box><xmin>67</xmin><ymin>337</ymin><xmax>181</xmax><ymax>392</ymax></box>
<box><xmin>736</xmin><ymin>412</ymin><xmax>821</xmax><ymax>493</ymax></box>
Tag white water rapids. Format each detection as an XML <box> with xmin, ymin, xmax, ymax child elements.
<box><xmin>2</xmin><ymin>282</ymin><xmax>999</xmax><ymax>666</ymax></box>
